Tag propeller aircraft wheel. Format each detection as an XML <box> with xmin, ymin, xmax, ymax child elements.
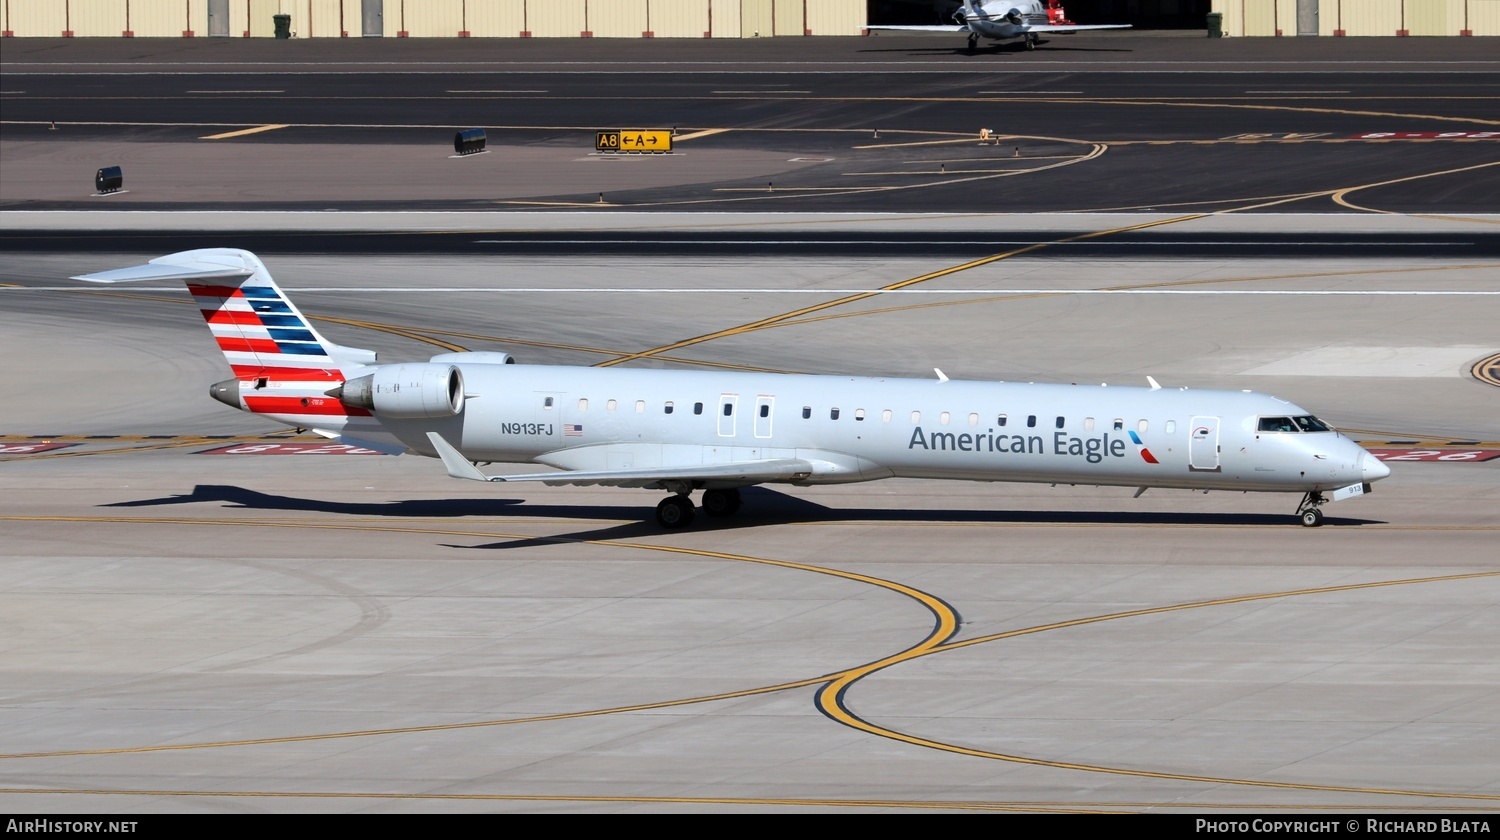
<box><xmin>1301</xmin><ymin>509</ymin><xmax>1324</xmax><ymax>527</ymax></box>
<box><xmin>656</xmin><ymin>495</ymin><xmax>696</xmax><ymax>529</ymax></box>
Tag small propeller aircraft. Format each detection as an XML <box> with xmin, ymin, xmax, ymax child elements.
<box><xmin>868</xmin><ymin>0</ymin><xmax>1131</xmax><ymax>52</ymax></box>
<box><xmin>75</xmin><ymin>249</ymin><xmax>1387</xmax><ymax>530</ymax></box>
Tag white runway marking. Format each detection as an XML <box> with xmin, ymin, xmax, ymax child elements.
<box><xmin>14</xmin><ymin>287</ymin><xmax>1499</xmax><ymax>296</ymax></box>
<box><xmin>467</xmin><ymin>239</ymin><xmax>1469</xmax><ymax>247</ymax></box>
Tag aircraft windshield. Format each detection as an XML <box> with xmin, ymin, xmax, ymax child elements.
<box><xmin>1292</xmin><ymin>415</ymin><xmax>1332</xmax><ymax>432</ymax></box>
<box><xmin>1258</xmin><ymin>415</ymin><xmax>1332</xmax><ymax>433</ymax></box>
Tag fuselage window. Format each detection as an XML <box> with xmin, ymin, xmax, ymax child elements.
<box><xmin>830</xmin><ymin>408</ymin><xmax>841</xmax><ymax>420</ymax></box>
<box><xmin>723</xmin><ymin>402</ymin><xmax>734</xmax><ymax>416</ymax></box>
<box><xmin>882</xmin><ymin>409</ymin><xmax>892</xmax><ymax>423</ymax></box>
<box><xmin>1027</xmin><ymin>415</ymin><xmax>1037</xmax><ymax>428</ymax></box>
<box><xmin>855</xmin><ymin>408</ymin><xmax>865</xmax><ymax>421</ymax></box>
<box><xmin>968</xmin><ymin>412</ymin><xmax>979</xmax><ymax>427</ymax></box>
<box><xmin>997</xmin><ymin>414</ymin><xmax>1007</xmax><ymax>427</ymax></box>
<box><xmin>760</xmin><ymin>404</ymin><xmax>771</xmax><ymax>418</ymax></box>
<box><xmin>635</xmin><ymin>400</ymin><xmax>645</xmax><ymax>413</ymax></box>
<box><xmin>664</xmin><ymin>401</ymin><xmax>674</xmax><ymax>414</ymax></box>
<box><xmin>1113</xmin><ymin>418</ymin><xmax>1124</xmax><ymax>431</ymax></box>
<box><xmin>694</xmin><ymin>402</ymin><xmax>704</xmax><ymax>415</ymax></box>
<box><xmin>1258</xmin><ymin>416</ymin><xmax>1297</xmax><ymax>432</ymax></box>
<box><xmin>544</xmin><ymin>397</ymin><xmax>555</xmax><ymax>408</ymax></box>
<box><xmin>1084</xmin><ymin>417</ymin><xmax>1095</xmax><ymax>432</ymax></box>
<box><xmin>578</xmin><ymin>398</ymin><xmax>589</xmax><ymax>412</ymax></box>
<box><xmin>1164</xmin><ymin>420</ymin><xmax>1175</xmax><ymax>434</ymax></box>
<box><xmin>1293</xmin><ymin>415</ymin><xmax>1331</xmax><ymax>432</ymax></box>
<box><xmin>802</xmin><ymin>406</ymin><xmax>812</xmax><ymax>419</ymax></box>
<box><xmin>607</xmin><ymin>399</ymin><xmax>617</xmax><ymax>412</ymax></box>
<box><xmin>940</xmin><ymin>411</ymin><xmax>950</xmax><ymax>425</ymax></box>
<box><xmin>1138</xmin><ymin>419</ymin><xmax>1149</xmax><ymax>434</ymax></box>
<box><xmin>911</xmin><ymin>410</ymin><xmax>921</xmax><ymax>424</ymax></box>
<box><xmin>1055</xmin><ymin>416</ymin><xmax>1065</xmax><ymax>429</ymax></box>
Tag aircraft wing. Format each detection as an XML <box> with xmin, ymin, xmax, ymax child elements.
<box><xmin>427</xmin><ymin>433</ymin><xmax>812</xmax><ymax>488</ymax></box>
<box><xmin>1024</xmin><ymin>24</ymin><xmax>1132</xmax><ymax>32</ymax></box>
<box><xmin>865</xmin><ymin>24</ymin><xmax>970</xmax><ymax>32</ymax></box>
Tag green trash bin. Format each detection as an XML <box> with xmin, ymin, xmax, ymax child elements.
<box><xmin>1206</xmin><ymin>12</ymin><xmax>1223</xmax><ymax>38</ymax></box>
<box><xmin>273</xmin><ymin>13</ymin><xmax>291</xmax><ymax>39</ymax></box>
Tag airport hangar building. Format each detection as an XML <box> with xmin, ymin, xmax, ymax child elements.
<box><xmin>0</xmin><ymin>0</ymin><xmax>1495</xmax><ymax>39</ymax></box>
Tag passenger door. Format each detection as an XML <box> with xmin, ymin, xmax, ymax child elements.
<box><xmin>1189</xmin><ymin>416</ymin><xmax>1220</xmax><ymax>471</ymax></box>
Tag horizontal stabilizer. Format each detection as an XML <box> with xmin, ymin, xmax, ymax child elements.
<box><xmin>72</xmin><ymin>261</ymin><xmax>251</xmax><ymax>284</ymax></box>
<box><xmin>72</xmin><ymin>250</ymin><xmax>264</xmax><ymax>284</ymax></box>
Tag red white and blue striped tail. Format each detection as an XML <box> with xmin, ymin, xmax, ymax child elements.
<box><xmin>72</xmin><ymin>248</ymin><xmax>378</xmax><ymax>416</ymax></box>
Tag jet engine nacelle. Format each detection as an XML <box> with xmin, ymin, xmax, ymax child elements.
<box><xmin>337</xmin><ymin>363</ymin><xmax>464</xmax><ymax>418</ymax></box>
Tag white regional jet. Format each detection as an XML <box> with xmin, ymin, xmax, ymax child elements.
<box><xmin>76</xmin><ymin>249</ymin><xmax>1388</xmax><ymax>529</ymax></box>
<box><xmin>868</xmin><ymin>0</ymin><xmax>1131</xmax><ymax>52</ymax></box>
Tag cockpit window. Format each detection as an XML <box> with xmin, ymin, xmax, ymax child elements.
<box><xmin>1257</xmin><ymin>416</ymin><xmax>1297</xmax><ymax>433</ymax></box>
<box><xmin>1292</xmin><ymin>415</ymin><xmax>1331</xmax><ymax>432</ymax></box>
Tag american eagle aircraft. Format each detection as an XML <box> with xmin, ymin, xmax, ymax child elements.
<box><xmin>75</xmin><ymin>249</ymin><xmax>1388</xmax><ymax>529</ymax></box>
<box><xmin>868</xmin><ymin>0</ymin><xmax>1131</xmax><ymax>52</ymax></box>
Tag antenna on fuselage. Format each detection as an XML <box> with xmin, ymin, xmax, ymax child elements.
<box><xmin>934</xmin><ymin>368</ymin><xmax>949</xmax><ymax>382</ymax></box>
<box><xmin>1147</xmin><ymin>376</ymin><xmax>1162</xmax><ymax>391</ymax></box>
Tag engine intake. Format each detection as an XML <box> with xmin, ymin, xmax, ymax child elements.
<box><xmin>334</xmin><ymin>363</ymin><xmax>464</xmax><ymax>418</ymax></box>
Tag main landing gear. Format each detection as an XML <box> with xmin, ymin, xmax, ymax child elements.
<box><xmin>965</xmin><ymin>33</ymin><xmax>978</xmax><ymax>52</ymax></box>
<box><xmin>1295</xmin><ymin>491</ymin><xmax>1326</xmax><ymax>527</ymax></box>
<box><xmin>654</xmin><ymin>488</ymin><xmax>743</xmax><ymax>529</ymax></box>
<box><xmin>1024</xmin><ymin>33</ymin><xmax>1038</xmax><ymax>50</ymax></box>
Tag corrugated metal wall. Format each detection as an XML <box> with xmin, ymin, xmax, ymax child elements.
<box><xmin>773</xmin><ymin>0</ymin><xmax>805</xmax><ymax>36</ymax></box>
<box><xmin>10</xmin><ymin>0</ymin><xmax>1487</xmax><ymax>38</ymax></box>
<box><xmin>651</xmin><ymin>0</ymin><xmax>711</xmax><ymax>37</ymax></box>
<box><xmin>592</xmin><ymin>0</ymin><xmax>649</xmax><ymax>37</ymax></box>
<box><xmin>806</xmin><ymin>0</ymin><xmax>864</xmax><ymax>35</ymax></box>
<box><xmin>396</xmin><ymin>0</ymin><xmax>460</xmax><ymax>36</ymax></box>
<box><xmin>1212</xmin><ymin>0</ymin><xmax>1498</xmax><ymax>36</ymax></box>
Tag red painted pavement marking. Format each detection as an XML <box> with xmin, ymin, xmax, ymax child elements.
<box><xmin>198</xmin><ymin>443</ymin><xmax>387</xmax><ymax>456</ymax></box>
<box><xmin>1367</xmin><ymin>449</ymin><xmax>1500</xmax><ymax>462</ymax></box>
<box><xmin>0</xmin><ymin>442</ymin><xmax>78</xmax><ymax>454</ymax></box>
<box><xmin>1351</xmin><ymin>132</ymin><xmax>1499</xmax><ymax>139</ymax></box>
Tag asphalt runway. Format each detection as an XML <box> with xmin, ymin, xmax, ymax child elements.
<box><xmin>1</xmin><ymin>37</ymin><xmax>1499</xmax><ymax>815</ymax></box>
<box><xmin>3</xmin><ymin>32</ymin><xmax>1498</xmax><ymax>212</ymax></box>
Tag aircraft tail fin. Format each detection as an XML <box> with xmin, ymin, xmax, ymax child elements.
<box><xmin>73</xmin><ymin>248</ymin><xmax>377</xmax><ymax>385</ymax></box>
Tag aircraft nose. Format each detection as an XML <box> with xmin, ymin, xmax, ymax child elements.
<box><xmin>1361</xmin><ymin>451</ymin><xmax>1391</xmax><ymax>482</ymax></box>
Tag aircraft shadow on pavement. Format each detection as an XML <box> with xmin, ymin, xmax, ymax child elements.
<box><xmin>102</xmin><ymin>485</ymin><xmax>1384</xmax><ymax>548</ymax></box>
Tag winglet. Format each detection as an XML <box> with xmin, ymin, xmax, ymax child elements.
<box><xmin>1147</xmin><ymin>376</ymin><xmax>1161</xmax><ymax>391</ymax></box>
<box><xmin>426</xmin><ymin>432</ymin><xmax>500</xmax><ymax>482</ymax></box>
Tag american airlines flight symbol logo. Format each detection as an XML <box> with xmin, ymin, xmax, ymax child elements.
<box><xmin>1128</xmin><ymin>431</ymin><xmax>1159</xmax><ymax>464</ymax></box>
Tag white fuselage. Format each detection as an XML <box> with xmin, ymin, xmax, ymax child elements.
<box><xmin>314</xmin><ymin>363</ymin><xmax>1381</xmax><ymax>495</ymax></box>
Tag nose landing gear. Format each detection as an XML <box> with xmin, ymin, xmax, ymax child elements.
<box><xmin>1295</xmin><ymin>491</ymin><xmax>1326</xmax><ymax>527</ymax></box>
